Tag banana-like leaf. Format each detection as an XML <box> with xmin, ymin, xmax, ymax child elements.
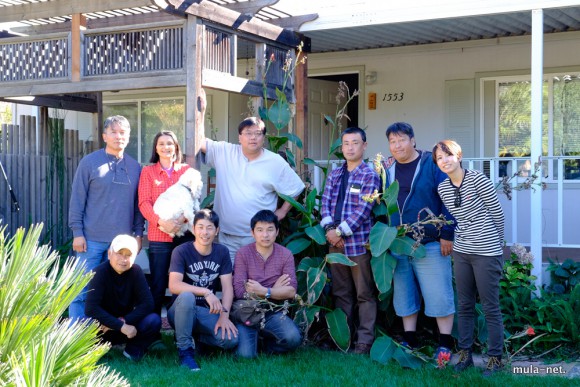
<box><xmin>329</xmin><ymin>137</ymin><xmax>342</xmax><ymax>154</ymax></box>
<box><xmin>389</xmin><ymin>236</ymin><xmax>426</xmax><ymax>258</ymax></box>
<box><xmin>369</xmin><ymin>222</ymin><xmax>398</xmax><ymax>257</ymax></box>
<box><xmin>297</xmin><ymin>256</ymin><xmax>323</xmax><ymax>272</ymax></box>
<box><xmin>286</xmin><ymin>238</ymin><xmax>311</xmax><ymax>255</ymax></box>
<box><xmin>305</xmin><ymin>225</ymin><xmax>326</xmax><ymax>245</ymax></box>
<box><xmin>281</xmin><ymin>132</ymin><xmax>303</xmax><ymax>149</ymax></box>
<box><xmin>326</xmin><ymin>308</ymin><xmax>350</xmax><ymax>352</ymax></box>
<box><xmin>371</xmin><ymin>252</ymin><xmax>397</xmax><ymax>294</ymax></box>
<box><xmin>373</xmin><ymin>202</ymin><xmax>387</xmax><ymax>217</ymax></box>
<box><xmin>278</xmin><ymin>193</ymin><xmax>307</xmax><ymax>214</ymax></box>
<box><xmin>305</xmin><ymin>188</ymin><xmax>318</xmax><ymax>213</ymax></box>
<box><xmin>370</xmin><ymin>336</ymin><xmax>397</xmax><ymax>365</ymax></box>
<box><xmin>200</xmin><ymin>190</ymin><xmax>215</xmax><ymax>209</ymax></box>
<box><xmin>306</xmin><ymin>267</ymin><xmax>327</xmax><ymax>304</ymax></box>
<box><xmin>268</xmin><ymin>100</ymin><xmax>292</xmax><ymax>131</ymax></box>
<box><xmin>392</xmin><ymin>347</ymin><xmax>424</xmax><ymax>369</ymax></box>
<box><xmin>285</xmin><ymin>148</ymin><xmax>296</xmax><ymax>168</ymax></box>
<box><xmin>325</xmin><ymin>253</ymin><xmax>357</xmax><ymax>266</ymax></box>
<box><xmin>385</xmin><ymin>181</ymin><xmax>400</xmax><ymax>216</ymax></box>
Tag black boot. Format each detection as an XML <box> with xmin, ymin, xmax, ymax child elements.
<box><xmin>454</xmin><ymin>349</ymin><xmax>474</xmax><ymax>372</ymax></box>
<box><xmin>483</xmin><ymin>355</ymin><xmax>503</xmax><ymax>376</ymax></box>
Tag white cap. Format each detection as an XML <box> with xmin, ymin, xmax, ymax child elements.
<box><xmin>109</xmin><ymin>235</ymin><xmax>138</xmax><ymax>258</ymax></box>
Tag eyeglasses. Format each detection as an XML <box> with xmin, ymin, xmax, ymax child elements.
<box><xmin>454</xmin><ymin>187</ymin><xmax>462</xmax><ymax>208</ymax></box>
<box><xmin>241</xmin><ymin>131</ymin><xmax>264</xmax><ymax>138</ymax></box>
<box><xmin>109</xmin><ymin>158</ymin><xmax>131</xmax><ymax>185</ymax></box>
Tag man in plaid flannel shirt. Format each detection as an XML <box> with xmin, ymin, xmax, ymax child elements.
<box><xmin>320</xmin><ymin>127</ymin><xmax>380</xmax><ymax>355</ymax></box>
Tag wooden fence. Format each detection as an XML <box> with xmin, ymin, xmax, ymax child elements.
<box><xmin>0</xmin><ymin>114</ymin><xmax>93</xmax><ymax>249</ymax></box>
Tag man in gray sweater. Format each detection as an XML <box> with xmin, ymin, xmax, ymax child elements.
<box><xmin>68</xmin><ymin>115</ymin><xmax>144</xmax><ymax>320</ymax></box>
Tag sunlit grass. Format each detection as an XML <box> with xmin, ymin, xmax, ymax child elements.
<box><xmin>104</xmin><ymin>333</ymin><xmax>576</xmax><ymax>387</ymax></box>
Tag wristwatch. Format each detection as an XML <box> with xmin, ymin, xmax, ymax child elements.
<box><xmin>335</xmin><ymin>228</ymin><xmax>342</xmax><ymax>237</ymax></box>
<box><xmin>265</xmin><ymin>288</ymin><xmax>271</xmax><ymax>299</ymax></box>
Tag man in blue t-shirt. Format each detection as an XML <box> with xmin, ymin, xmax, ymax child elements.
<box><xmin>168</xmin><ymin>209</ymin><xmax>238</xmax><ymax>371</ymax></box>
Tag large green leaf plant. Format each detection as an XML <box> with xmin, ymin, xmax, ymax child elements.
<box><xmin>0</xmin><ymin>224</ymin><xmax>128</xmax><ymax>386</ymax></box>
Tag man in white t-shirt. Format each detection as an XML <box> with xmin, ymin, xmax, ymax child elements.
<box><xmin>198</xmin><ymin>89</ymin><xmax>305</xmax><ymax>263</ymax></box>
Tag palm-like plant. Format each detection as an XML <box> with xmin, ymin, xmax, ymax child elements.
<box><xmin>0</xmin><ymin>224</ymin><xmax>128</xmax><ymax>386</ymax></box>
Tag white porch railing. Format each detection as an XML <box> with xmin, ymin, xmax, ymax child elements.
<box><xmin>308</xmin><ymin>156</ymin><xmax>580</xmax><ymax>249</ymax></box>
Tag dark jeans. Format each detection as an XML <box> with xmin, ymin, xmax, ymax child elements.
<box><xmin>235</xmin><ymin>311</ymin><xmax>302</xmax><ymax>358</ymax></box>
<box><xmin>101</xmin><ymin>313</ymin><xmax>161</xmax><ymax>356</ymax></box>
<box><xmin>329</xmin><ymin>246</ymin><xmax>377</xmax><ymax>345</ymax></box>
<box><xmin>453</xmin><ymin>251</ymin><xmax>504</xmax><ymax>356</ymax></box>
<box><xmin>148</xmin><ymin>241</ymin><xmax>173</xmax><ymax>315</ymax></box>
<box><xmin>147</xmin><ymin>234</ymin><xmax>194</xmax><ymax>314</ymax></box>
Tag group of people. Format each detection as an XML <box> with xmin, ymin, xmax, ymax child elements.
<box><xmin>68</xmin><ymin>88</ymin><xmax>505</xmax><ymax>375</ymax></box>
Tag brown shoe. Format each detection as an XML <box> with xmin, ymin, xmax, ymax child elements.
<box><xmin>353</xmin><ymin>343</ymin><xmax>372</xmax><ymax>355</ymax></box>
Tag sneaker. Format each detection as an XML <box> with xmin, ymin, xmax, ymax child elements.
<box><xmin>178</xmin><ymin>347</ymin><xmax>200</xmax><ymax>371</ymax></box>
<box><xmin>454</xmin><ymin>349</ymin><xmax>474</xmax><ymax>372</ymax></box>
<box><xmin>434</xmin><ymin>346</ymin><xmax>452</xmax><ymax>368</ymax></box>
<box><xmin>123</xmin><ymin>348</ymin><xmax>144</xmax><ymax>362</ymax></box>
<box><xmin>353</xmin><ymin>343</ymin><xmax>372</xmax><ymax>355</ymax></box>
<box><xmin>482</xmin><ymin>355</ymin><xmax>503</xmax><ymax>377</ymax></box>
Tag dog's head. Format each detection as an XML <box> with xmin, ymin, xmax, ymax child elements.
<box><xmin>179</xmin><ymin>168</ymin><xmax>203</xmax><ymax>199</ymax></box>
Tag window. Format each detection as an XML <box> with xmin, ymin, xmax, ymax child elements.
<box><xmin>496</xmin><ymin>73</ymin><xmax>580</xmax><ymax>180</ymax></box>
<box><xmin>104</xmin><ymin>98</ymin><xmax>185</xmax><ymax>163</ymax></box>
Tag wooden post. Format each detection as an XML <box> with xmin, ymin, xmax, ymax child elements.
<box><xmin>184</xmin><ymin>15</ymin><xmax>204</xmax><ymax>168</ymax></box>
<box><xmin>295</xmin><ymin>50</ymin><xmax>308</xmax><ymax>177</ymax></box>
<box><xmin>71</xmin><ymin>14</ymin><xmax>86</xmax><ymax>82</ymax></box>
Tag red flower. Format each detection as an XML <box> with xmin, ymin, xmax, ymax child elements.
<box><xmin>526</xmin><ymin>327</ymin><xmax>535</xmax><ymax>336</ymax></box>
<box><xmin>437</xmin><ymin>351</ymin><xmax>451</xmax><ymax>368</ymax></box>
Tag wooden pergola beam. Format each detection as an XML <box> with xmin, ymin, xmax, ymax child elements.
<box><xmin>163</xmin><ymin>0</ymin><xmax>302</xmax><ymax>47</ymax></box>
<box><xmin>0</xmin><ymin>0</ymin><xmax>152</xmax><ymax>23</ymax></box>
<box><xmin>267</xmin><ymin>14</ymin><xmax>319</xmax><ymax>31</ymax></box>
<box><xmin>0</xmin><ymin>94</ymin><xmax>99</xmax><ymax>113</ymax></box>
<box><xmin>225</xmin><ymin>0</ymin><xmax>279</xmax><ymax>16</ymax></box>
<box><xmin>10</xmin><ymin>11</ymin><xmax>182</xmax><ymax>35</ymax></box>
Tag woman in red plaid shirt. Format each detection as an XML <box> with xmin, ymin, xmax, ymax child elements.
<box><xmin>138</xmin><ymin>131</ymin><xmax>193</xmax><ymax>316</ymax></box>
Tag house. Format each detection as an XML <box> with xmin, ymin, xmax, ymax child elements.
<box><xmin>1</xmin><ymin>0</ymin><xmax>579</xmax><ymax>284</ymax></box>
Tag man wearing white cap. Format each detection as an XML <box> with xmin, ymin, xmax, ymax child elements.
<box><xmin>85</xmin><ymin>235</ymin><xmax>161</xmax><ymax>361</ymax></box>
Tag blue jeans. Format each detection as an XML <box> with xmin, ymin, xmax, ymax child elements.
<box><xmin>392</xmin><ymin>241</ymin><xmax>455</xmax><ymax>317</ymax></box>
<box><xmin>167</xmin><ymin>292</ymin><xmax>238</xmax><ymax>351</ymax></box>
<box><xmin>101</xmin><ymin>313</ymin><xmax>161</xmax><ymax>356</ymax></box>
<box><xmin>147</xmin><ymin>241</ymin><xmax>173</xmax><ymax>315</ymax></box>
<box><xmin>235</xmin><ymin>311</ymin><xmax>302</xmax><ymax>358</ymax></box>
<box><xmin>69</xmin><ymin>240</ymin><xmax>110</xmax><ymax>320</ymax></box>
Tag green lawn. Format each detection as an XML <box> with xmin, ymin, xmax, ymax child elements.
<box><xmin>103</xmin><ymin>334</ymin><xmax>576</xmax><ymax>387</ymax></box>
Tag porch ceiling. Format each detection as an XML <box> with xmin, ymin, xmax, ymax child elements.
<box><xmin>304</xmin><ymin>6</ymin><xmax>580</xmax><ymax>52</ymax></box>
<box><xmin>1</xmin><ymin>1</ymin><xmax>580</xmax><ymax>52</ymax></box>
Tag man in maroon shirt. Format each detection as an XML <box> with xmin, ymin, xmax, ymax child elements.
<box><xmin>232</xmin><ymin>210</ymin><xmax>302</xmax><ymax>358</ymax></box>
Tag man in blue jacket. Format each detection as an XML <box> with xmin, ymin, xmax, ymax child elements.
<box><xmin>384</xmin><ymin>122</ymin><xmax>455</xmax><ymax>362</ymax></box>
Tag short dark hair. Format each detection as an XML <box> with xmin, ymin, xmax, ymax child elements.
<box><xmin>238</xmin><ymin>117</ymin><xmax>266</xmax><ymax>135</ymax></box>
<box><xmin>386</xmin><ymin>122</ymin><xmax>415</xmax><ymax>140</ymax></box>
<box><xmin>341</xmin><ymin>127</ymin><xmax>366</xmax><ymax>142</ymax></box>
<box><xmin>149</xmin><ymin>131</ymin><xmax>183</xmax><ymax>164</ymax></box>
<box><xmin>103</xmin><ymin>115</ymin><xmax>130</xmax><ymax>134</ymax></box>
<box><xmin>432</xmin><ymin>139</ymin><xmax>463</xmax><ymax>166</ymax></box>
<box><xmin>193</xmin><ymin>209</ymin><xmax>219</xmax><ymax>228</ymax></box>
<box><xmin>250</xmin><ymin>210</ymin><xmax>279</xmax><ymax>231</ymax></box>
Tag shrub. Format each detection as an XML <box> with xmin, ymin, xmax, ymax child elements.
<box><xmin>0</xmin><ymin>224</ymin><xmax>128</xmax><ymax>385</ymax></box>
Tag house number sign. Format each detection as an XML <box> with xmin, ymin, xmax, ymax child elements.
<box><xmin>382</xmin><ymin>93</ymin><xmax>404</xmax><ymax>102</ymax></box>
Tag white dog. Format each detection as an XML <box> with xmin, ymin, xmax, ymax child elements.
<box><xmin>153</xmin><ymin>168</ymin><xmax>203</xmax><ymax>237</ymax></box>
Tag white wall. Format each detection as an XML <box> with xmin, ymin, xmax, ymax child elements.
<box><xmin>308</xmin><ymin>32</ymin><xmax>580</xmax><ymax>158</ymax></box>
